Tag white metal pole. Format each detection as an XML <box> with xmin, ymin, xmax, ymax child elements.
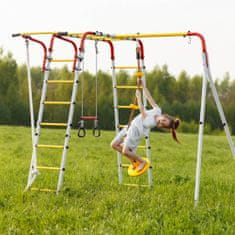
<box><xmin>111</xmin><ymin>60</ymin><xmax>123</xmax><ymax>184</ymax></box>
<box><xmin>25</xmin><ymin>39</ymin><xmax>35</xmax><ymax>144</ymax></box>
<box><xmin>140</xmin><ymin>59</ymin><xmax>152</xmax><ymax>186</ymax></box>
<box><xmin>206</xmin><ymin>61</ymin><xmax>235</xmax><ymax>159</ymax></box>
<box><xmin>25</xmin><ymin>52</ymin><xmax>51</xmax><ymax>190</ymax></box>
<box><xmin>194</xmin><ymin>53</ymin><xmax>208</xmax><ymax>204</ymax></box>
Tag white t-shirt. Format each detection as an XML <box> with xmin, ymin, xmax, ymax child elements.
<box><xmin>131</xmin><ymin>107</ymin><xmax>162</xmax><ymax>136</ymax></box>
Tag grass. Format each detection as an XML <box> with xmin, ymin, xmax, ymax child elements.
<box><xmin>0</xmin><ymin>125</ymin><xmax>235</xmax><ymax>234</ymax></box>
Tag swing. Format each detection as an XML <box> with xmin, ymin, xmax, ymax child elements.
<box><xmin>128</xmin><ymin>158</ymin><xmax>150</xmax><ymax>177</ymax></box>
<box><xmin>78</xmin><ymin>41</ymin><xmax>101</xmax><ymax>138</ymax></box>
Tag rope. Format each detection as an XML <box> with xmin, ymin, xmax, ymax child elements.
<box><xmin>95</xmin><ymin>40</ymin><xmax>98</xmax><ymax>118</ymax></box>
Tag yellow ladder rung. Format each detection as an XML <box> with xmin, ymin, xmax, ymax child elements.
<box><xmin>47</xmin><ymin>80</ymin><xmax>73</xmax><ymax>84</ymax></box>
<box><xmin>30</xmin><ymin>188</ymin><xmax>56</xmax><ymax>192</ymax></box>
<box><xmin>123</xmin><ymin>184</ymin><xmax>150</xmax><ymax>188</ymax></box>
<box><xmin>118</xmin><ymin>104</ymin><xmax>139</xmax><ymax>110</ymax></box>
<box><xmin>50</xmin><ymin>59</ymin><xmax>74</xmax><ymax>62</ymax></box>
<box><xmin>115</xmin><ymin>85</ymin><xmax>143</xmax><ymax>89</ymax></box>
<box><xmin>37</xmin><ymin>144</ymin><xmax>64</xmax><ymax>149</ymax></box>
<box><xmin>135</xmin><ymin>72</ymin><xmax>144</xmax><ymax>77</ymax></box>
<box><xmin>40</xmin><ymin>122</ymin><xmax>67</xmax><ymax>127</ymax></box>
<box><xmin>137</xmin><ymin>145</ymin><xmax>146</xmax><ymax>149</ymax></box>
<box><xmin>121</xmin><ymin>164</ymin><xmax>130</xmax><ymax>168</ymax></box>
<box><xmin>44</xmin><ymin>101</ymin><xmax>71</xmax><ymax>105</ymax></box>
<box><xmin>114</xmin><ymin>66</ymin><xmax>139</xmax><ymax>69</ymax></box>
<box><xmin>37</xmin><ymin>166</ymin><xmax>60</xmax><ymax>171</ymax></box>
<box><xmin>118</xmin><ymin>124</ymin><xmax>128</xmax><ymax>128</ymax></box>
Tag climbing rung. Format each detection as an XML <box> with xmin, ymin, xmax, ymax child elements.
<box><xmin>47</xmin><ymin>80</ymin><xmax>73</xmax><ymax>84</ymax></box>
<box><xmin>37</xmin><ymin>144</ymin><xmax>64</xmax><ymax>149</ymax></box>
<box><xmin>118</xmin><ymin>124</ymin><xmax>128</xmax><ymax>128</ymax></box>
<box><xmin>121</xmin><ymin>164</ymin><xmax>130</xmax><ymax>168</ymax></box>
<box><xmin>50</xmin><ymin>59</ymin><xmax>74</xmax><ymax>62</ymax></box>
<box><xmin>113</xmin><ymin>66</ymin><xmax>139</xmax><ymax>69</ymax></box>
<box><xmin>137</xmin><ymin>145</ymin><xmax>146</xmax><ymax>149</ymax></box>
<box><xmin>123</xmin><ymin>184</ymin><xmax>150</xmax><ymax>188</ymax></box>
<box><xmin>40</xmin><ymin>122</ymin><xmax>67</xmax><ymax>127</ymax></box>
<box><xmin>80</xmin><ymin>116</ymin><xmax>98</xmax><ymax>121</ymax></box>
<box><xmin>44</xmin><ymin>101</ymin><xmax>71</xmax><ymax>105</ymax></box>
<box><xmin>37</xmin><ymin>166</ymin><xmax>60</xmax><ymax>171</ymax></box>
<box><xmin>118</xmin><ymin>104</ymin><xmax>139</xmax><ymax>110</ymax></box>
<box><xmin>115</xmin><ymin>85</ymin><xmax>143</xmax><ymax>89</ymax></box>
<box><xmin>135</xmin><ymin>72</ymin><xmax>144</xmax><ymax>77</ymax></box>
<box><xmin>30</xmin><ymin>188</ymin><xmax>56</xmax><ymax>193</ymax></box>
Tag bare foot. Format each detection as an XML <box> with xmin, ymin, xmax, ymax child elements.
<box><xmin>131</xmin><ymin>161</ymin><xmax>139</xmax><ymax>169</ymax></box>
<box><xmin>136</xmin><ymin>160</ymin><xmax>147</xmax><ymax>172</ymax></box>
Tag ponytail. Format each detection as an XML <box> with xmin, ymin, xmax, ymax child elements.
<box><xmin>171</xmin><ymin>119</ymin><xmax>180</xmax><ymax>143</ymax></box>
<box><xmin>162</xmin><ymin>114</ymin><xmax>180</xmax><ymax>143</ymax></box>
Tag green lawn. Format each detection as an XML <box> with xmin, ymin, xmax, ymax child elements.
<box><xmin>0</xmin><ymin>125</ymin><xmax>235</xmax><ymax>234</ymax></box>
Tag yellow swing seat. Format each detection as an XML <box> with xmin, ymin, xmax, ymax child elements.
<box><xmin>128</xmin><ymin>158</ymin><xmax>150</xmax><ymax>177</ymax></box>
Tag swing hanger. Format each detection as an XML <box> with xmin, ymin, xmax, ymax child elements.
<box><xmin>77</xmin><ymin>40</ymin><xmax>101</xmax><ymax>138</ymax></box>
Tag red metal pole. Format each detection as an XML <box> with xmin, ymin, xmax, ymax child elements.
<box><xmin>187</xmin><ymin>32</ymin><xmax>208</xmax><ymax>65</ymax></box>
<box><xmin>79</xmin><ymin>32</ymin><xmax>96</xmax><ymax>52</ymax></box>
<box><xmin>22</xmin><ymin>35</ymin><xmax>47</xmax><ymax>72</ymax></box>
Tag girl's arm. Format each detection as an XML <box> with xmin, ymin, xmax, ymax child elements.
<box><xmin>136</xmin><ymin>90</ymin><xmax>147</xmax><ymax>119</ymax></box>
<box><xmin>143</xmin><ymin>87</ymin><xmax>159</xmax><ymax>109</ymax></box>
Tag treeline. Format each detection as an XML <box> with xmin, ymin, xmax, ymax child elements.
<box><xmin>0</xmin><ymin>50</ymin><xmax>235</xmax><ymax>134</ymax></box>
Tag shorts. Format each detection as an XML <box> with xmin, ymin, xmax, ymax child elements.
<box><xmin>111</xmin><ymin>126</ymin><xmax>142</xmax><ymax>153</ymax></box>
<box><xmin>110</xmin><ymin>127</ymin><xmax>128</xmax><ymax>146</ymax></box>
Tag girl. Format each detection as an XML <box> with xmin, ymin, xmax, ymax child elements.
<box><xmin>111</xmin><ymin>86</ymin><xmax>180</xmax><ymax>173</ymax></box>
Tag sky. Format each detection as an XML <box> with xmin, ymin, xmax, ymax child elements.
<box><xmin>1</xmin><ymin>0</ymin><xmax>235</xmax><ymax>80</ymax></box>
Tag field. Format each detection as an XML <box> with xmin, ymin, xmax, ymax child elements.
<box><xmin>0</xmin><ymin>125</ymin><xmax>235</xmax><ymax>234</ymax></box>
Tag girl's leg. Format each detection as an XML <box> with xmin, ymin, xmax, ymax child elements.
<box><xmin>122</xmin><ymin>146</ymin><xmax>147</xmax><ymax>172</ymax></box>
<box><xmin>111</xmin><ymin>137</ymin><xmax>137</xmax><ymax>168</ymax></box>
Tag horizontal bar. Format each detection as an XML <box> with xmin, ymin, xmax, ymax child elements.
<box><xmin>80</xmin><ymin>116</ymin><xmax>98</xmax><ymax>121</ymax></box>
<box><xmin>118</xmin><ymin>124</ymin><xmax>128</xmax><ymax>128</ymax></box>
<box><xmin>121</xmin><ymin>164</ymin><xmax>130</xmax><ymax>168</ymax></box>
<box><xmin>37</xmin><ymin>144</ymin><xmax>64</xmax><ymax>149</ymax></box>
<box><xmin>115</xmin><ymin>85</ymin><xmax>143</xmax><ymax>89</ymax></box>
<box><xmin>37</xmin><ymin>166</ymin><xmax>60</xmax><ymax>170</ymax></box>
<box><xmin>40</xmin><ymin>122</ymin><xmax>67</xmax><ymax>127</ymax></box>
<box><xmin>114</xmin><ymin>66</ymin><xmax>139</xmax><ymax>69</ymax></box>
<box><xmin>105</xmin><ymin>32</ymin><xmax>188</xmax><ymax>40</ymax></box>
<box><xmin>137</xmin><ymin>145</ymin><xmax>146</xmax><ymax>149</ymax></box>
<box><xmin>135</xmin><ymin>72</ymin><xmax>144</xmax><ymax>77</ymax></box>
<box><xmin>47</xmin><ymin>80</ymin><xmax>73</xmax><ymax>84</ymax></box>
<box><xmin>123</xmin><ymin>183</ymin><xmax>150</xmax><ymax>188</ymax></box>
<box><xmin>30</xmin><ymin>187</ymin><xmax>56</xmax><ymax>192</ymax></box>
<box><xmin>44</xmin><ymin>101</ymin><xmax>71</xmax><ymax>105</ymax></box>
<box><xmin>50</xmin><ymin>59</ymin><xmax>74</xmax><ymax>62</ymax></box>
<box><xmin>118</xmin><ymin>105</ymin><xmax>139</xmax><ymax>110</ymax></box>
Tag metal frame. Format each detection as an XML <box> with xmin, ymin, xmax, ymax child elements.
<box><xmin>13</xmin><ymin>31</ymin><xmax>235</xmax><ymax>203</ymax></box>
